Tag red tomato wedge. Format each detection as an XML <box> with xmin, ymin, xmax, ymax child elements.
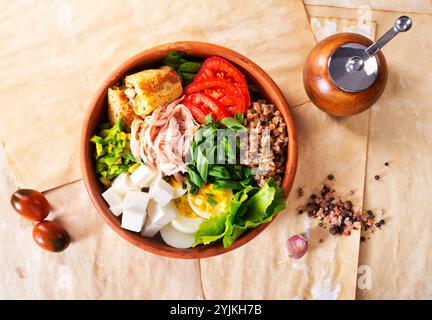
<box><xmin>184</xmin><ymin>93</ymin><xmax>230</xmax><ymax>123</ymax></box>
<box><xmin>183</xmin><ymin>100</ymin><xmax>212</xmax><ymax>124</ymax></box>
<box><xmin>184</xmin><ymin>79</ymin><xmax>246</xmax><ymax>115</ymax></box>
<box><xmin>194</xmin><ymin>56</ymin><xmax>250</xmax><ymax>110</ymax></box>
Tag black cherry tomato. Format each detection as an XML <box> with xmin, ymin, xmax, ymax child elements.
<box><xmin>32</xmin><ymin>220</ymin><xmax>70</xmax><ymax>252</ymax></box>
<box><xmin>10</xmin><ymin>189</ymin><xmax>50</xmax><ymax>221</ymax></box>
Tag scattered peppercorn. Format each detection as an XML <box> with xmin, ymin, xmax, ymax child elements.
<box><xmin>298</xmin><ymin>178</ymin><xmax>386</xmax><ymax>239</ymax></box>
<box><xmin>361</xmin><ymin>236</ymin><xmax>366</xmax><ymax>242</ymax></box>
<box><xmin>298</xmin><ymin>209</ymin><xmax>303</xmax><ymax>215</ymax></box>
<box><xmin>375</xmin><ymin>175</ymin><xmax>380</xmax><ymax>181</ymax></box>
<box><xmin>344</xmin><ymin>201</ymin><xmax>353</xmax><ymax>210</ymax></box>
<box><xmin>330</xmin><ymin>225</ymin><xmax>341</xmax><ymax>235</ymax></box>
<box><xmin>297</xmin><ymin>187</ymin><xmax>304</xmax><ymax>198</ymax></box>
<box><xmin>375</xmin><ymin>219</ymin><xmax>386</xmax><ymax>228</ymax></box>
<box><xmin>327</xmin><ymin>174</ymin><xmax>334</xmax><ymax>181</ymax></box>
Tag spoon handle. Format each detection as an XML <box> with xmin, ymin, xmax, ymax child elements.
<box><xmin>366</xmin><ymin>16</ymin><xmax>412</xmax><ymax>56</ymax></box>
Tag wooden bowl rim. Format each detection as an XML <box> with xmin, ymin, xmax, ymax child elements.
<box><xmin>80</xmin><ymin>41</ymin><xmax>298</xmax><ymax>259</ymax></box>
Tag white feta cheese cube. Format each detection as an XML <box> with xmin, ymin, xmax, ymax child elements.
<box><xmin>109</xmin><ymin>205</ymin><xmax>123</xmax><ymax>217</ymax></box>
<box><xmin>101</xmin><ymin>187</ymin><xmax>124</xmax><ymax>216</ymax></box>
<box><xmin>149</xmin><ymin>176</ymin><xmax>175</xmax><ymax>206</ymax></box>
<box><xmin>130</xmin><ymin>165</ymin><xmax>157</xmax><ymax>188</ymax></box>
<box><xmin>111</xmin><ymin>173</ymin><xmax>140</xmax><ymax>196</ymax></box>
<box><xmin>121</xmin><ymin>191</ymin><xmax>150</xmax><ymax>232</ymax></box>
<box><xmin>141</xmin><ymin>200</ymin><xmax>177</xmax><ymax>237</ymax></box>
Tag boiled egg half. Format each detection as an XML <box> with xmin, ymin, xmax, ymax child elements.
<box><xmin>171</xmin><ymin>195</ymin><xmax>204</xmax><ymax>234</ymax></box>
<box><xmin>188</xmin><ymin>184</ymin><xmax>232</xmax><ymax>219</ymax></box>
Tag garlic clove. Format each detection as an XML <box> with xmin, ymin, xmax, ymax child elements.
<box><xmin>286</xmin><ymin>234</ymin><xmax>308</xmax><ymax>259</ymax></box>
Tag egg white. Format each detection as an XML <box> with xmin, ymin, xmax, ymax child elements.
<box><xmin>160</xmin><ymin>223</ymin><xmax>195</xmax><ymax>249</ymax></box>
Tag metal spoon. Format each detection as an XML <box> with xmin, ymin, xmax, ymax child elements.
<box><xmin>345</xmin><ymin>16</ymin><xmax>412</xmax><ymax>73</ymax></box>
<box><xmin>366</xmin><ymin>15</ymin><xmax>412</xmax><ymax>57</ymax></box>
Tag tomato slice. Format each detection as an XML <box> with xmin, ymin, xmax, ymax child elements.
<box><xmin>194</xmin><ymin>56</ymin><xmax>250</xmax><ymax>110</ymax></box>
<box><xmin>184</xmin><ymin>79</ymin><xmax>246</xmax><ymax>115</ymax></box>
<box><xmin>184</xmin><ymin>93</ymin><xmax>230</xmax><ymax>122</ymax></box>
<box><xmin>183</xmin><ymin>99</ymin><xmax>212</xmax><ymax>124</ymax></box>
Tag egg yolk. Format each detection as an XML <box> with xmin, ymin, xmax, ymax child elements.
<box><xmin>189</xmin><ymin>184</ymin><xmax>232</xmax><ymax>217</ymax></box>
<box><xmin>174</xmin><ymin>195</ymin><xmax>199</xmax><ymax>218</ymax></box>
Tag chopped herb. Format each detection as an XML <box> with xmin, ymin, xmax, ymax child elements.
<box><xmin>206</xmin><ymin>193</ymin><xmax>218</xmax><ymax>206</ymax></box>
<box><xmin>164</xmin><ymin>51</ymin><xmax>202</xmax><ymax>85</ymax></box>
<box><xmin>221</xmin><ymin>117</ymin><xmax>246</xmax><ymax>131</ymax></box>
<box><xmin>204</xmin><ymin>114</ymin><xmax>213</xmax><ymax>125</ymax></box>
<box><xmin>184</xmin><ymin>118</ymin><xmax>255</xmax><ymax>193</ymax></box>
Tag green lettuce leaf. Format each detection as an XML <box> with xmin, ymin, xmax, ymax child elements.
<box><xmin>193</xmin><ymin>212</ymin><xmax>229</xmax><ymax>246</ymax></box>
<box><xmin>193</xmin><ymin>186</ymin><xmax>249</xmax><ymax>247</ymax></box>
<box><xmin>193</xmin><ymin>178</ymin><xmax>286</xmax><ymax>248</ymax></box>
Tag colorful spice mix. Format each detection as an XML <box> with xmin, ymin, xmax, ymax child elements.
<box><xmin>298</xmin><ymin>175</ymin><xmax>385</xmax><ymax>239</ymax></box>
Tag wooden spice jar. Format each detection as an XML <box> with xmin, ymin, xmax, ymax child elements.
<box><xmin>303</xmin><ymin>16</ymin><xmax>412</xmax><ymax>117</ymax></box>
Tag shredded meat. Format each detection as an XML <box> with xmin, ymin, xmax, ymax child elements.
<box><xmin>131</xmin><ymin>97</ymin><xmax>199</xmax><ymax>177</ymax></box>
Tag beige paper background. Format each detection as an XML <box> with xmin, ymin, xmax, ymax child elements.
<box><xmin>306</xmin><ymin>4</ymin><xmax>432</xmax><ymax>300</ymax></box>
<box><xmin>200</xmin><ymin>103</ymin><xmax>369</xmax><ymax>299</ymax></box>
<box><xmin>0</xmin><ymin>1</ymin><xmax>372</xmax><ymax>300</ymax></box>
<box><xmin>0</xmin><ymin>160</ymin><xmax>204</xmax><ymax>299</ymax></box>
<box><xmin>309</xmin><ymin>15</ymin><xmax>376</xmax><ymax>41</ymax></box>
<box><xmin>0</xmin><ymin>0</ymin><xmax>315</xmax><ymax>192</ymax></box>
<box><xmin>199</xmin><ymin>16</ymin><xmax>376</xmax><ymax>299</ymax></box>
<box><xmin>1</xmin><ymin>1</ymin><xmax>431</xmax><ymax>300</ymax></box>
<box><xmin>304</xmin><ymin>0</ymin><xmax>432</xmax><ymax>14</ymax></box>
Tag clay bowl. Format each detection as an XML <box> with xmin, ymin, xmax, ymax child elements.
<box><xmin>81</xmin><ymin>41</ymin><xmax>298</xmax><ymax>259</ymax></box>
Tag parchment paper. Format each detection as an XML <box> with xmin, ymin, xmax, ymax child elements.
<box><xmin>199</xmin><ymin>102</ymin><xmax>370</xmax><ymax>300</ymax></box>
<box><xmin>0</xmin><ymin>150</ymin><xmax>204</xmax><ymax>299</ymax></box>
<box><xmin>306</xmin><ymin>4</ymin><xmax>432</xmax><ymax>300</ymax></box>
<box><xmin>309</xmin><ymin>15</ymin><xmax>376</xmax><ymax>41</ymax></box>
<box><xmin>0</xmin><ymin>5</ymin><xmax>376</xmax><ymax>299</ymax></box>
<box><xmin>304</xmin><ymin>0</ymin><xmax>432</xmax><ymax>14</ymax></box>
<box><xmin>199</xmin><ymin>18</ymin><xmax>375</xmax><ymax>299</ymax></box>
<box><xmin>0</xmin><ymin>0</ymin><xmax>315</xmax><ymax>192</ymax></box>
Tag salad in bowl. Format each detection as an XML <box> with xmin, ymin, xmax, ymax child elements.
<box><xmin>81</xmin><ymin>42</ymin><xmax>297</xmax><ymax>258</ymax></box>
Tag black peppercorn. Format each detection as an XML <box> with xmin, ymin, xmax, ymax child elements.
<box><xmin>329</xmin><ymin>225</ymin><xmax>341</xmax><ymax>235</ymax></box>
<box><xmin>297</xmin><ymin>187</ymin><xmax>304</xmax><ymax>197</ymax></box>
<box><xmin>344</xmin><ymin>201</ymin><xmax>353</xmax><ymax>210</ymax></box>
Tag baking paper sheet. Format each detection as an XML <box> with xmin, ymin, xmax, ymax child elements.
<box><xmin>3</xmin><ymin>1</ymin><xmax>426</xmax><ymax>300</ymax></box>
<box><xmin>0</xmin><ymin>158</ymin><xmax>204</xmax><ymax>299</ymax></box>
<box><xmin>306</xmin><ymin>4</ymin><xmax>432</xmax><ymax>300</ymax></box>
<box><xmin>309</xmin><ymin>15</ymin><xmax>376</xmax><ymax>41</ymax></box>
<box><xmin>304</xmin><ymin>0</ymin><xmax>432</xmax><ymax>14</ymax></box>
<box><xmin>199</xmin><ymin>102</ymin><xmax>370</xmax><ymax>299</ymax></box>
<box><xmin>0</xmin><ymin>0</ymin><xmax>315</xmax><ymax>192</ymax></box>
